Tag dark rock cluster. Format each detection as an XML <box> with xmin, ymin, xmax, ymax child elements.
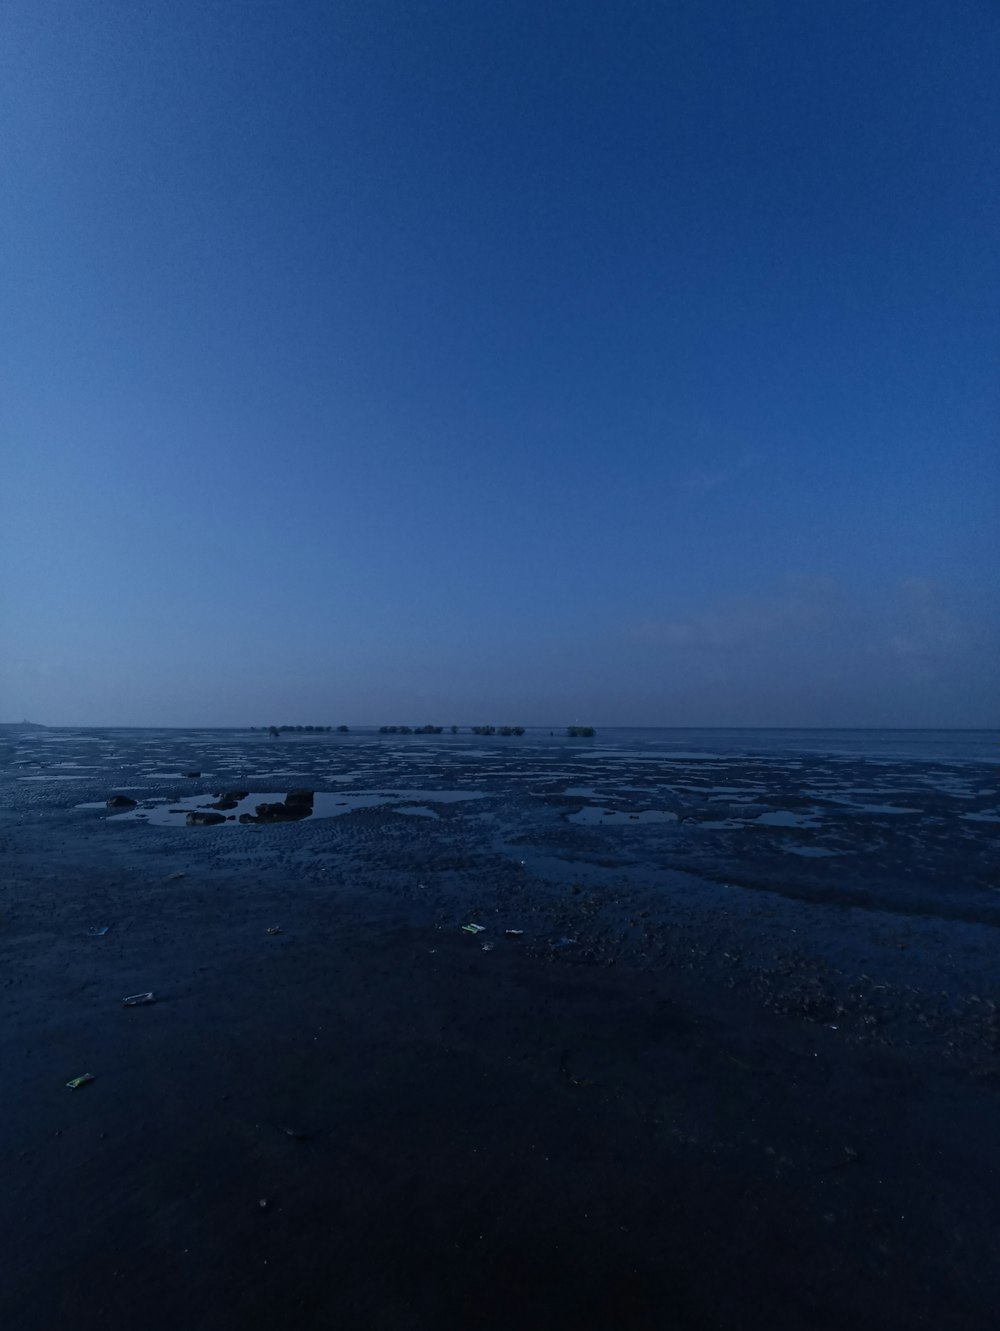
<box><xmin>238</xmin><ymin>789</ymin><xmax>315</xmax><ymax>824</ymax></box>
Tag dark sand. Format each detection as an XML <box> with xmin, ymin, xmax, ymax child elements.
<box><xmin>2</xmin><ymin>728</ymin><xmax>999</xmax><ymax>1329</ymax></box>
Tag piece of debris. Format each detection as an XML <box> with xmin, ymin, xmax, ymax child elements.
<box><xmin>481</xmin><ymin>942</ymin><xmax>494</xmax><ymax>952</ymax></box>
<box><xmin>66</xmin><ymin>1074</ymin><xmax>95</xmax><ymax>1089</ymax></box>
<box><xmin>87</xmin><ymin>926</ymin><xmax>109</xmax><ymax>937</ymax></box>
<box><xmin>184</xmin><ymin>771</ymin><xmax>201</xmax><ymax>778</ymax></box>
<box><xmin>825</xmin><ymin>1145</ymin><xmax>862</xmax><ymax>1172</ymax></box>
<box><xmin>277</xmin><ymin>1124</ymin><xmax>310</xmax><ymax>1141</ymax></box>
<box><xmin>266</xmin><ymin>926</ymin><xmax>282</xmax><ymax>935</ymax></box>
<box><xmin>553</xmin><ymin>936</ymin><xmax>578</xmax><ymax>948</ymax></box>
<box><xmin>165</xmin><ymin>872</ymin><xmax>186</xmax><ymax>881</ymax></box>
<box><xmin>462</xmin><ymin>923</ymin><xmax>486</xmax><ymax>934</ymax></box>
<box><xmin>504</xmin><ymin>929</ymin><xmax>524</xmax><ymax>937</ymax></box>
<box><xmin>559</xmin><ymin>1051</ymin><xmax>594</xmax><ymax>1088</ymax></box>
<box><xmin>258</xmin><ymin>1198</ymin><xmax>269</xmax><ymax>1209</ymax></box>
<box><xmin>122</xmin><ymin>992</ymin><xmax>155</xmax><ymax>1007</ymax></box>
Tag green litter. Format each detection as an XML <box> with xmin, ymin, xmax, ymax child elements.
<box><xmin>66</xmin><ymin>1074</ymin><xmax>95</xmax><ymax>1089</ymax></box>
<box><xmin>462</xmin><ymin>923</ymin><xmax>486</xmax><ymax>934</ymax></box>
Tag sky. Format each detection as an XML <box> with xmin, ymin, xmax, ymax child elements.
<box><xmin>1</xmin><ymin>0</ymin><xmax>998</xmax><ymax>728</ymax></box>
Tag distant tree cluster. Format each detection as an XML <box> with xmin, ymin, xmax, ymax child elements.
<box><xmin>252</xmin><ymin>725</ymin><xmax>349</xmax><ymax>735</ymax></box>
<box><xmin>378</xmin><ymin>725</ymin><xmax>445</xmax><ymax>734</ymax></box>
<box><xmin>566</xmin><ymin>725</ymin><xmax>596</xmax><ymax>738</ymax></box>
<box><xmin>470</xmin><ymin>725</ymin><xmax>525</xmax><ymax>736</ymax></box>
<box><xmin>273</xmin><ymin>725</ymin><xmax>333</xmax><ymax>733</ymax></box>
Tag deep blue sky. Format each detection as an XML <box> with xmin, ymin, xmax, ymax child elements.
<box><xmin>2</xmin><ymin>0</ymin><xmax>997</xmax><ymax>727</ymax></box>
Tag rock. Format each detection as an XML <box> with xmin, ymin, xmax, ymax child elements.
<box><xmin>184</xmin><ymin>771</ymin><xmax>201</xmax><ymax>779</ymax></box>
<box><xmin>208</xmin><ymin>790</ymin><xmax>250</xmax><ymax>810</ymax></box>
<box><xmin>238</xmin><ymin>813</ymin><xmax>258</xmax><ymax>824</ymax></box>
<box><xmin>282</xmin><ymin>789</ymin><xmax>315</xmax><ymax>819</ymax></box>
<box><xmin>186</xmin><ymin>810</ymin><xmax>226</xmax><ymax>826</ymax></box>
<box><xmin>253</xmin><ymin>790</ymin><xmax>314</xmax><ymax>823</ymax></box>
<box><xmin>106</xmin><ymin>795</ymin><xmax>137</xmax><ymax>809</ymax></box>
<box><xmin>254</xmin><ymin>801</ymin><xmax>289</xmax><ymax>821</ymax></box>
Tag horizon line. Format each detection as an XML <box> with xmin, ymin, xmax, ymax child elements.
<box><xmin>2</xmin><ymin>722</ymin><xmax>996</xmax><ymax>734</ymax></box>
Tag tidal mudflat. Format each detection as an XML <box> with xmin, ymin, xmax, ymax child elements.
<box><xmin>2</xmin><ymin>726</ymin><xmax>998</xmax><ymax>1330</ymax></box>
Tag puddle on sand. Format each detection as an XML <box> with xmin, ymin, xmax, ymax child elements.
<box><xmin>77</xmin><ymin>789</ymin><xmax>486</xmax><ymax>827</ymax></box>
<box><xmin>813</xmin><ymin>796</ymin><xmax>921</xmax><ymax>815</ymax></box>
<box><xmin>849</xmin><ymin>804</ymin><xmax>921</xmax><ymax>815</ymax></box>
<box><xmin>370</xmin><ymin>790</ymin><xmax>488</xmax><ymax>804</ymax></box>
<box><xmin>568</xmin><ymin>807</ymin><xmax>678</xmax><ymax>826</ymax></box>
<box><xmin>754</xmin><ymin>810</ymin><xmax>824</xmax><ymax>828</ymax></box>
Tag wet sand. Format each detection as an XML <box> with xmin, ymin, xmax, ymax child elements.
<box><xmin>2</xmin><ymin>729</ymin><xmax>999</xmax><ymax>1329</ymax></box>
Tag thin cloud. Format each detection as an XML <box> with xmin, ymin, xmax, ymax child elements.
<box><xmin>637</xmin><ymin>576</ymin><xmax>842</xmax><ymax>651</ymax></box>
<box><xmin>635</xmin><ymin>577</ymin><xmax>996</xmax><ymax>716</ymax></box>
<box><xmin>679</xmin><ymin>452</ymin><xmax>761</xmax><ymax>496</ymax></box>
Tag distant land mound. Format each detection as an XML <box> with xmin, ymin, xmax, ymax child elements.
<box><xmin>0</xmin><ymin>720</ymin><xmax>48</xmax><ymax>730</ymax></box>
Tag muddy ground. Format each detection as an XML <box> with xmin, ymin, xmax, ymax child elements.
<box><xmin>2</xmin><ymin>728</ymin><xmax>999</xmax><ymax>1329</ymax></box>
